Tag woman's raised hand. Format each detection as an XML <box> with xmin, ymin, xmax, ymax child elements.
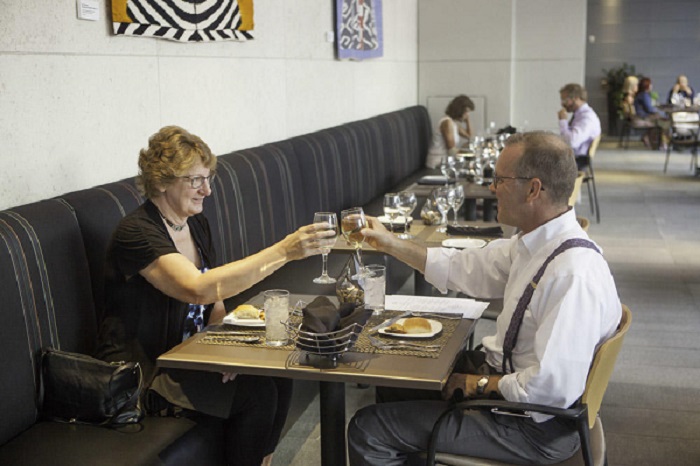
<box><xmin>281</xmin><ymin>223</ymin><xmax>338</xmax><ymax>260</ymax></box>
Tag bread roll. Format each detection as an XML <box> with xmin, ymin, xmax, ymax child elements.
<box><xmin>385</xmin><ymin>323</ymin><xmax>406</xmax><ymax>334</ymax></box>
<box><xmin>233</xmin><ymin>304</ymin><xmax>261</xmax><ymax>319</ymax></box>
<box><xmin>402</xmin><ymin>317</ymin><xmax>432</xmax><ymax>334</ymax></box>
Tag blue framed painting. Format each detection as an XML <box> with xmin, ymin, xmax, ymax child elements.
<box><xmin>336</xmin><ymin>0</ymin><xmax>383</xmax><ymax>60</ymax></box>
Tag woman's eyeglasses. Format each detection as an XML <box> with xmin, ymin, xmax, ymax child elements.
<box><xmin>177</xmin><ymin>173</ymin><xmax>216</xmax><ymax>189</ymax></box>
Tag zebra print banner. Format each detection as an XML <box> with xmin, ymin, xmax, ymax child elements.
<box><xmin>112</xmin><ymin>0</ymin><xmax>254</xmax><ymax>42</ymax></box>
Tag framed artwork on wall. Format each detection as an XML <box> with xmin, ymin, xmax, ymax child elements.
<box><xmin>336</xmin><ymin>0</ymin><xmax>383</xmax><ymax>60</ymax></box>
<box><xmin>112</xmin><ymin>0</ymin><xmax>254</xmax><ymax>42</ymax></box>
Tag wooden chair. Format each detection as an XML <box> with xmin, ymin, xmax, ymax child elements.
<box><xmin>426</xmin><ymin>305</ymin><xmax>632</xmax><ymax>466</ymax></box>
<box><xmin>664</xmin><ymin>111</ymin><xmax>699</xmax><ymax>174</ymax></box>
<box><xmin>568</xmin><ymin>171</ymin><xmax>584</xmax><ymax>208</ymax></box>
<box><xmin>577</xmin><ymin>216</ymin><xmax>590</xmax><ymax>232</ymax></box>
<box><xmin>579</xmin><ymin>135</ymin><xmax>602</xmax><ymax>223</ymax></box>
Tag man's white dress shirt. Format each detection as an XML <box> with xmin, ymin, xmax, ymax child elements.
<box><xmin>424</xmin><ymin>209</ymin><xmax>621</xmax><ymax>422</ymax></box>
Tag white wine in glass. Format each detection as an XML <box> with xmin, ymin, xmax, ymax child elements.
<box><xmin>340</xmin><ymin>207</ymin><xmax>368</xmax><ymax>279</ymax></box>
<box><xmin>312</xmin><ymin>212</ymin><xmax>338</xmax><ymax>284</ymax></box>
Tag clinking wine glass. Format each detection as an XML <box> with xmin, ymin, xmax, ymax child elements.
<box><xmin>340</xmin><ymin>207</ymin><xmax>369</xmax><ymax>279</ymax></box>
<box><xmin>396</xmin><ymin>191</ymin><xmax>417</xmax><ymax>239</ymax></box>
<box><xmin>383</xmin><ymin>193</ymin><xmax>401</xmax><ymax>233</ymax></box>
<box><xmin>312</xmin><ymin>212</ymin><xmax>338</xmax><ymax>284</ymax></box>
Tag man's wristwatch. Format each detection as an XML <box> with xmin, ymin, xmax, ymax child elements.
<box><xmin>476</xmin><ymin>376</ymin><xmax>489</xmax><ymax>396</ymax></box>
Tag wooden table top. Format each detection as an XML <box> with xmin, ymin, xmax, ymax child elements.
<box><xmin>157</xmin><ymin>294</ymin><xmax>475</xmax><ymax>391</ymax></box>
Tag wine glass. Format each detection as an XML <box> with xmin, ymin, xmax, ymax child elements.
<box><xmin>434</xmin><ymin>186</ymin><xmax>454</xmax><ymax>233</ymax></box>
<box><xmin>449</xmin><ymin>185</ymin><xmax>465</xmax><ymax>226</ymax></box>
<box><xmin>383</xmin><ymin>193</ymin><xmax>401</xmax><ymax>233</ymax></box>
<box><xmin>312</xmin><ymin>212</ymin><xmax>338</xmax><ymax>284</ymax></box>
<box><xmin>396</xmin><ymin>191</ymin><xmax>417</xmax><ymax>239</ymax></box>
<box><xmin>440</xmin><ymin>156</ymin><xmax>456</xmax><ymax>183</ymax></box>
<box><xmin>340</xmin><ymin>207</ymin><xmax>368</xmax><ymax>279</ymax></box>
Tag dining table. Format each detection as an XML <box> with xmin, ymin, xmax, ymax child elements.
<box><xmin>334</xmin><ymin>221</ymin><xmax>516</xmax><ymax>296</ymax></box>
<box><xmin>157</xmin><ymin>293</ymin><xmax>478</xmax><ymax>466</ymax></box>
<box><xmin>403</xmin><ymin>179</ymin><xmax>498</xmax><ymax>221</ymax></box>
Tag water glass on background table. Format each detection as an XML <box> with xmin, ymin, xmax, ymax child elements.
<box><xmin>312</xmin><ymin>212</ymin><xmax>338</xmax><ymax>284</ymax></box>
<box><xmin>361</xmin><ymin>264</ymin><xmax>386</xmax><ymax>315</ymax></box>
<box><xmin>264</xmin><ymin>289</ymin><xmax>290</xmax><ymax>346</ymax></box>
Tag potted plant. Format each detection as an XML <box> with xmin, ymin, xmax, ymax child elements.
<box><xmin>601</xmin><ymin>63</ymin><xmax>637</xmax><ymax>136</ymax></box>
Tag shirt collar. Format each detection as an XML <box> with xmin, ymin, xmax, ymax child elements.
<box><xmin>518</xmin><ymin>208</ymin><xmax>579</xmax><ymax>255</ymax></box>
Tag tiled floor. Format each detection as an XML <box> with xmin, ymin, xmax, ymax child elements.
<box><xmin>273</xmin><ymin>140</ymin><xmax>700</xmax><ymax>465</ymax></box>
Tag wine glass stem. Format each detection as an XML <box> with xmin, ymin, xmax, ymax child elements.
<box><xmin>321</xmin><ymin>253</ymin><xmax>329</xmax><ymax>277</ymax></box>
<box><xmin>355</xmin><ymin>246</ymin><xmax>364</xmax><ymax>273</ymax></box>
<box><xmin>404</xmin><ymin>217</ymin><xmax>409</xmax><ymax>232</ymax></box>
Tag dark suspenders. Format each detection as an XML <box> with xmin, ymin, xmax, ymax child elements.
<box><xmin>501</xmin><ymin>238</ymin><xmax>601</xmax><ymax>374</ymax></box>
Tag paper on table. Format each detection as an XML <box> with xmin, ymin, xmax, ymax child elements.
<box><xmin>385</xmin><ymin>295</ymin><xmax>488</xmax><ymax>319</ymax></box>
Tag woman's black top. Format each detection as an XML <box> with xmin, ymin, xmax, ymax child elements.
<box><xmin>95</xmin><ymin>200</ymin><xmax>218</xmax><ymax>383</ymax></box>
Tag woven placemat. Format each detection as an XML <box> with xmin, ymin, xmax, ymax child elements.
<box><xmin>352</xmin><ymin>311</ymin><xmax>459</xmax><ymax>359</ymax></box>
<box><xmin>198</xmin><ymin>311</ymin><xmax>460</xmax><ymax>359</ymax></box>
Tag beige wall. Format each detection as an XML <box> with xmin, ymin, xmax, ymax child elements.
<box><xmin>418</xmin><ymin>0</ymin><xmax>587</xmax><ymax>136</ymax></box>
<box><xmin>0</xmin><ymin>0</ymin><xmax>418</xmax><ymax>210</ymax></box>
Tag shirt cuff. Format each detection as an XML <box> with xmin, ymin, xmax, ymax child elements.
<box><xmin>424</xmin><ymin>247</ymin><xmax>453</xmax><ymax>294</ymax></box>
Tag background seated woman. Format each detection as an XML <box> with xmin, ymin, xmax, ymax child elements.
<box><xmin>425</xmin><ymin>94</ymin><xmax>475</xmax><ymax>168</ymax></box>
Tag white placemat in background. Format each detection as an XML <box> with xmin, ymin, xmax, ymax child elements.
<box><xmin>385</xmin><ymin>295</ymin><xmax>488</xmax><ymax>319</ymax></box>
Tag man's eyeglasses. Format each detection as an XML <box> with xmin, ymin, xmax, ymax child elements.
<box><xmin>177</xmin><ymin>173</ymin><xmax>216</xmax><ymax>189</ymax></box>
<box><xmin>492</xmin><ymin>175</ymin><xmax>538</xmax><ymax>189</ymax></box>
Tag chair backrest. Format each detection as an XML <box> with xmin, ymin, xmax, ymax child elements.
<box><xmin>569</xmin><ymin>172</ymin><xmax>585</xmax><ymax>207</ymax></box>
<box><xmin>581</xmin><ymin>304</ymin><xmax>632</xmax><ymax>428</ymax></box>
<box><xmin>587</xmin><ymin>134</ymin><xmax>602</xmax><ymax>160</ymax></box>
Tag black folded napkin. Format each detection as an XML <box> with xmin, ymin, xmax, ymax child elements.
<box><xmin>298</xmin><ymin>296</ymin><xmax>372</xmax><ymax>353</ymax></box>
<box><xmin>446</xmin><ymin>225</ymin><xmax>503</xmax><ymax>237</ymax></box>
<box><xmin>417</xmin><ymin>175</ymin><xmax>456</xmax><ymax>185</ymax></box>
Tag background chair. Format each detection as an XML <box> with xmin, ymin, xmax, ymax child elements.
<box><xmin>579</xmin><ymin>135</ymin><xmax>602</xmax><ymax>223</ymax></box>
<box><xmin>426</xmin><ymin>305</ymin><xmax>632</xmax><ymax>466</ymax></box>
<box><xmin>569</xmin><ymin>171</ymin><xmax>584</xmax><ymax>208</ymax></box>
<box><xmin>577</xmin><ymin>216</ymin><xmax>590</xmax><ymax>232</ymax></box>
<box><xmin>619</xmin><ymin>116</ymin><xmax>655</xmax><ymax>150</ymax></box>
<box><xmin>664</xmin><ymin>111</ymin><xmax>699</xmax><ymax>174</ymax></box>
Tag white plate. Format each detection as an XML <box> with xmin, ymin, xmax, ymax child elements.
<box><xmin>223</xmin><ymin>314</ymin><xmax>265</xmax><ymax>327</ymax></box>
<box><xmin>378</xmin><ymin>318</ymin><xmax>442</xmax><ymax>338</ymax></box>
<box><xmin>377</xmin><ymin>215</ymin><xmax>412</xmax><ymax>225</ymax></box>
<box><xmin>442</xmin><ymin>238</ymin><xmax>487</xmax><ymax>249</ymax></box>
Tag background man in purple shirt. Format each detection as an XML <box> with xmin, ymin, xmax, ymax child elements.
<box><xmin>558</xmin><ymin>83</ymin><xmax>602</xmax><ymax>170</ymax></box>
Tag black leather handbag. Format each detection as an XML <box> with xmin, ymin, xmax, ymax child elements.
<box><xmin>40</xmin><ymin>348</ymin><xmax>144</xmax><ymax>426</ymax></box>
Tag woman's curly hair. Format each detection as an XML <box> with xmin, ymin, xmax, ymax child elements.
<box><xmin>136</xmin><ymin>126</ymin><xmax>216</xmax><ymax>199</ymax></box>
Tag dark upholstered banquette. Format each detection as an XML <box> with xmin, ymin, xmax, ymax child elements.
<box><xmin>0</xmin><ymin>106</ymin><xmax>431</xmax><ymax>465</ymax></box>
